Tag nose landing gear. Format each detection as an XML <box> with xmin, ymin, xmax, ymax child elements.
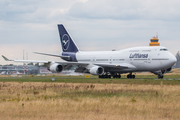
<box><xmin>158</xmin><ymin>74</ymin><xmax>163</xmax><ymax>79</ymax></box>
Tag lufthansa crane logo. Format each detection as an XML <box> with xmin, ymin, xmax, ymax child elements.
<box><xmin>62</xmin><ymin>34</ymin><xmax>70</xmax><ymax>51</ymax></box>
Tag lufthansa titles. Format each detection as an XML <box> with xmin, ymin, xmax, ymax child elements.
<box><xmin>129</xmin><ymin>53</ymin><xmax>148</xmax><ymax>58</ymax></box>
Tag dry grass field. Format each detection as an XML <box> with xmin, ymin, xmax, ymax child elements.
<box><xmin>1</xmin><ymin>81</ymin><xmax>180</xmax><ymax>120</ymax></box>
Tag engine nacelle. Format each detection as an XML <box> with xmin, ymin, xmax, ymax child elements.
<box><xmin>89</xmin><ymin>66</ymin><xmax>104</xmax><ymax>75</ymax></box>
<box><xmin>49</xmin><ymin>63</ymin><xmax>63</xmax><ymax>73</ymax></box>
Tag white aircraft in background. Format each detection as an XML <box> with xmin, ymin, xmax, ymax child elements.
<box><xmin>1</xmin><ymin>71</ymin><xmax>8</xmax><ymax>75</ymax></box>
<box><xmin>2</xmin><ymin>24</ymin><xmax>177</xmax><ymax>79</ymax></box>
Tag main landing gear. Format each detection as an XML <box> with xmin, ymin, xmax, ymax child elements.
<box><xmin>98</xmin><ymin>73</ymin><xmax>121</xmax><ymax>79</ymax></box>
<box><xmin>99</xmin><ymin>74</ymin><xmax>111</xmax><ymax>78</ymax></box>
<box><xmin>99</xmin><ymin>72</ymin><xmax>136</xmax><ymax>79</ymax></box>
<box><xmin>127</xmin><ymin>73</ymin><xmax>135</xmax><ymax>79</ymax></box>
<box><xmin>113</xmin><ymin>74</ymin><xmax>121</xmax><ymax>78</ymax></box>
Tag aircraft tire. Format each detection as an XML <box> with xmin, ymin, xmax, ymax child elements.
<box><xmin>127</xmin><ymin>74</ymin><xmax>135</xmax><ymax>79</ymax></box>
<box><xmin>130</xmin><ymin>75</ymin><xmax>132</xmax><ymax>79</ymax></box>
<box><xmin>113</xmin><ymin>75</ymin><xmax>116</xmax><ymax>78</ymax></box>
<box><xmin>158</xmin><ymin>75</ymin><xmax>163</xmax><ymax>79</ymax></box>
<box><xmin>118</xmin><ymin>75</ymin><xmax>121</xmax><ymax>78</ymax></box>
<box><xmin>161</xmin><ymin>75</ymin><xmax>164</xmax><ymax>79</ymax></box>
<box><xmin>132</xmin><ymin>75</ymin><xmax>135</xmax><ymax>79</ymax></box>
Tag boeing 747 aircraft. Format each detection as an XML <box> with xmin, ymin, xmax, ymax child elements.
<box><xmin>2</xmin><ymin>24</ymin><xmax>177</xmax><ymax>79</ymax></box>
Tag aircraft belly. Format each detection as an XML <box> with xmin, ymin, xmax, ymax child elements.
<box><xmin>105</xmin><ymin>67</ymin><xmax>137</xmax><ymax>73</ymax></box>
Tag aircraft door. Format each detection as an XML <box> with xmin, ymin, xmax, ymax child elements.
<box><xmin>148</xmin><ymin>55</ymin><xmax>151</xmax><ymax>63</ymax></box>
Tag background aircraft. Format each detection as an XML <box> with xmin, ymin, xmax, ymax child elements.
<box><xmin>2</xmin><ymin>24</ymin><xmax>177</xmax><ymax>79</ymax></box>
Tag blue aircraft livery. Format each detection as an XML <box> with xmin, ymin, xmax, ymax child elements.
<box><xmin>62</xmin><ymin>34</ymin><xmax>70</xmax><ymax>51</ymax></box>
<box><xmin>129</xmin><ymin>53</ymin><xmax>148</xmax><ymax>58</ymax></box>
<box><xmin>58</xmin><ymin>24</ymin><xmax>79</xmax><ymax>53</ymax></box>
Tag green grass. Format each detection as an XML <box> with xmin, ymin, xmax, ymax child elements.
<box><xmin>0</xmin><ymin>75</ymin><xmax>180</xmax><ymax>85</ymax></box>
<box><xmin>1</xmin><ymin>76</ymin><xmax>180</xmax><ymax>119</ymax></box>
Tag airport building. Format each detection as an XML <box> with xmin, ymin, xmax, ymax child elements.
<box><xmin>0</xmin><ymin>64</ymin><xmax>77</xmax><ymax>75</ymax></box>
<box><xmin>0</xmin><ymin>65</ymin><xmax>48</xmax><ymax>75</ymax></box>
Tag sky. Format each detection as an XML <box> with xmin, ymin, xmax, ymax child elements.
<box><xmin>1</xmin><ymin>0</ymin><xmax>180</xmax><ymax>65</ymax></box>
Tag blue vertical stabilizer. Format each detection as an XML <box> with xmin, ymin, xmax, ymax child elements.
<box><xmin>58</xmin><ymin>24</ymin><xmax>79</xmax><ymax>53</ymax></box>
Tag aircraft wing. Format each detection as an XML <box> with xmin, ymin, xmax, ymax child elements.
<box><xmin>1</xmin><ymin>55</ymin><xmax>89</xmax><ymax>65</ymax></box>
<box><xmin>2</xmin><ymin>55</ymin><xmax>49</xmax><ymax>63</ymax></box>
<box><xmin>2</xmin><ymin>55</ymin><xmax>135</xmax><ymax>72</ymax></box>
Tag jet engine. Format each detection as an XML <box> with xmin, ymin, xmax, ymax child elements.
<box><xmin>89</xmin><ymin>66</ymin><xmax>104</xmax><ymax>75</ymax></box>
<box><xmin>49</xmin><ymin>63</ymin><xmax>63</xmax><ymax>73</ymax></box>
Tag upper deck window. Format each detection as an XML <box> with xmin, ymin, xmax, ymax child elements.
<box><xmin>129</xmin><ymin>50</ymin><xmax>139</xmax><ymax>52</ymax></box>
<box><xmin>160</xmin><ymin>49</ymin><xmax>168</xmax><ymax>51</ymax></box>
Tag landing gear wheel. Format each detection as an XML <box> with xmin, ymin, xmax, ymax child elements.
<box><xmin>158</xmin><ymin>75</ymin><xmax>163</xmax><ymax>79</ymax></box>
<box><xmin>132</xmin><ymin>75</ymin><xmax>135</xmax><ymax>79</ymax></box>
<box><xmin>113</xmin><ymin>75</ymin><xmax>115</xmax><ymax>78</ymax></box>
<box><xmin>112</xmin><ymin>74</ymin><xmax>121</xmax><ymax>79</ymax></box>
<box><xmin>118</xmin><ymin>75</ymin><xmax>121</xmax><ymax>78</ymax></box>
<box><xmin>127</xmin><ymin>74</ymin><xmax>135</xmax><ymax>79</ymax></box>
<box><xmin>99</xmin><ymin>73</ymin><xmax>112</xmax><ymax>79</ymax></box>
<box><xmin>127</xmin><ymin>74</ymin><xmax>132</xmax><ymax>79</ymax></box>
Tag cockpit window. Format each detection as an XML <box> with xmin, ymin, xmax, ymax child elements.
<box><xmin>160</xmin><ymin>49</ymin><xmax>168</xmax><ymax>51</ymax></box>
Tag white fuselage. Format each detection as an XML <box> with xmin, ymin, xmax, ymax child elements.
<box><xmin>75</xmin><ymin>46</ymin><xmax>176</xmax><ymax>73</ymax></box>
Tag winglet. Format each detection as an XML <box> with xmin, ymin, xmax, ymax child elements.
<box><xmin>2</xmin><ymin>55</ymin><xmax>13</xmax><ymax>61</ymax></box>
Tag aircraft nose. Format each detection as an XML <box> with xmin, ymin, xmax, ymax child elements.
<box><xmin>170</xmin><ymin>55</ymin><xmax>177</xmax><ymax>65</ymax></box>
